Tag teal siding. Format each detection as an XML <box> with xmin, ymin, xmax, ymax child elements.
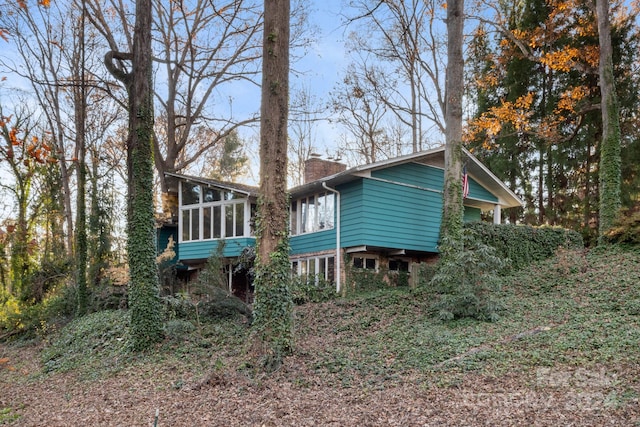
<box><xmin>290</xmin><ymin>229</ymin><xmax>336</xmax><ymax>255</ymax></box>
<box><xmin>338</xmin><ymin>180</ymin><xmax>365</xmax><ymax>248</ymax></box>
<box><xmin>340</xmin><ymin>178</ymin><xmax>442</xmax><ymax>252</ymax></box>
<box><xmin>363</xmin><ymin>178</ymin><xmax>441</xmax><ymax>252</ymax></box>
<box><xmin>174</xmin><ymin>162</ymin><xmax>498</xmax><ymax>262</ymax></box>
<box><xmin>467</xmin><ymin>179</ymin><xmax>497</xmax><ymax>203</ymax></box>
<box><xmin>372</xmin><ymin>162</ymin><xmax>444</xmax><ymax>190</ymax></box>
<box><xmin>179</xmin><ymin>237</ymin><xmax>255</xmax><ymax>261</ymax></box>
<box><xmin>463</xmin><ymin>206</ymin><xmax>482</xmax><ymax>222</ymax></box>
<box><xmin>373</xmin><ymin>162</ymin><xmax>498</xmax><ymax>203</ymax></box>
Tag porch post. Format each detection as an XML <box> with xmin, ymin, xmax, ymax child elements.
<box><xmin>493</xmin><ymin>205</ymin><xmax>501</xmax><ymax>224</ymax></box>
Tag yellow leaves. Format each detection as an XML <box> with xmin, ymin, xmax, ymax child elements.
<box><xmin>555</xmin><ymin>85</ymin><xmax>591</xmax><ymax>114</ymax></box>
<box><xmin>514</xmin><ymin>92</ymin><xmax>534</xmax><ymax>110</ymax></box>
<box><xmin>583</xmin><ymin>45</ymin><xmax>600</xmax><ymax>68</ymax></box>
<box><xmin>465</xmin><ymin>93</ymin><xmax>535</xmax><ymax>143</ymax></box>
<box><xmin>540</xmin><ymin>48</ymin><xmax>580</xmax><ymax>72</ymax></box>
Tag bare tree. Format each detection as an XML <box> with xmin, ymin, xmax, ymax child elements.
<box><xmin>0</xmin><ymin>2</ymin><xmax>80</xmax><ymax>255</ymax></box>
<box><xmin>330</xmin><ymin>63</ymin><xmax>392</xmax><ymax>164</ymax></box>
<box><xmin>91</xmin><ymin>0</ymin><xmax>262</xmax><ymax>190</ymax></box>
<box><xmin>344</xmin><ymin>0</ymin><xmax>447</xmax><ymax>152</ymax></box>
<box><xmin>89</xmin><ymin>0</ymin><xmax>311</xmax><ymax>196</ymax></box>
<box><xmin>288</xmin><ymin>84</ymin><xmax>324</xmax><ymax>186</ymax></box>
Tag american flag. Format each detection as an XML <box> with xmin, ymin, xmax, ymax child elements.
<box><xmin>462</xmin><ymin>165</ymin><xmax>469</xmax><ymax>199</ymax></box>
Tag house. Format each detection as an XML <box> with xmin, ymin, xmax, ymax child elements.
<box><xmin>157</xmin><ymin>146</ymin><xmax>523</xmax><ymax>301</ymax></box>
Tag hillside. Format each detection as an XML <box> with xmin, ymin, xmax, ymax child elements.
<box><xmin>1</xmin><ymin>246</ymin><xmax>639</xmax><ymax>426</ymax></box>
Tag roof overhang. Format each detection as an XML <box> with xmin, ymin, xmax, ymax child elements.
<box><xmin>289</xmin><ymin>146</ymin><xmax>524</xmax><ymax>209</ymax></box>
<box><xmin>165</xmin><ymin>172</ymin><xmax>260</xmax><ymax>198</ymax></box>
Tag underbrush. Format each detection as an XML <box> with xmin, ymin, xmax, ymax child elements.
<box><xmin>295</xmin><ymin>245</ymin><xmax>640</xmax><ymax>384</ymax></box>
<box><xmin>40</xmin><ymin>309</ymin><xmax>250</xmax><ymax>380</ymax></box>
<box><xmin>12</xmin><ymin>245</ymin><xmax>640</xmax><ymax>391</ymax></box>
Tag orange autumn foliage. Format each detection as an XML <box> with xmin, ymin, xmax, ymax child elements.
<box><xmin>1</xmin><ymin>115</ymin><xmax>56</xmax><ymax>166</ymax></box>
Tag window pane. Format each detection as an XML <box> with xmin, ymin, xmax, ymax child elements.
<box><xmin>250</xmin><ymin>204</ymin><xmax>257</xmax><ymax>236</ymax></box>
<box><xmin>213</xmin><ymin>205</ymin><xmax>221</xmax><ymax>238</ymax></box>
<box><xmin>353</xmin><ymin>257</ymin><xmax>363</xmax><ymax>269</ymax></box>
<box><xmin>226</xmin><ymin>191</ymin><xmax>240</xmax><ymax>200</ymax></box>
<box><xmin>365</xmin><ymin>258</ymin><xmax>376</xmax><ymax>270</ymax></box>
<box><xmin>325</xmin><ymin>194</ymin><xmax>335</xmax><ymax>229</ymax></box>
<box><xmin>182</xmin><ymin>182</ymin><xmax>200</xmax><ymax>205</ymax></box>
<box><xmin>225</xmin><ymin>205</ymin><xmax>233</xmax><ymax>237</ymax></box>
<box><xmin>301</xmin><ymin>198</ymin><xmax>308</xmax><ymax>233</ymax></box>
<box><xmin>203</xmin><ymin>187</ymin><xmax>221</xmax><ymax>203</ymax></box>
<box><xmin>307</xmin><ymin>196</ymin><xmax>316</xmax><ymax>232</ymax></box>
<box><xmin>235</xmin><ymin>203</ymin><xmax>244</xmax><ymax>236</ymax></box>
<box><xmin>319</xmin><ymin>257</ymin><xmax>326</xmax><ymax>279</ymax></box>
<box><xmin>317</xmin><ymin>194</ymin><xmax>326</xmax><ymax>229</ymax></box>
<box><xmin>389</xmin><ymin>260</ymin><xmax>409</xmax><ymax>271</ymax></box>
<box><xmin>308</xmin><ymin>258</ymin><xmax>316</xmax><ymax>276</ymax></box>
<box><xmin>327</xmin><ymin>257</ymin><xmax>335</xmax><ymax>282</ymax></box>
<box><xmin>182</xmin><ymin>210</ymin><xmax>190</xmax><ymax>241</ymax></box>
<box><xmin>291</xmin><ymin>261</ymin><xmax>299</xmax><ymax>276</ymax></box>
<box><xmin>191</xmin><ymin>208</ymin><xmax>200</xmax><ymax>240</ymax></box>
<box><xmin>290</xmin><ymin>200</ymin><xmax>298</xmax><ymax>235</ymax></box>
<box><xmin>203</xmin><ymin>206</ymin><xmax>212</xmax><ymax>239</ymax></box>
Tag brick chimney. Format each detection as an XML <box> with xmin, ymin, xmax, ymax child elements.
<box><xmin>304</xmin><ymin>155</ymin><xmax>347</xmax><ymax>183</ymax></box>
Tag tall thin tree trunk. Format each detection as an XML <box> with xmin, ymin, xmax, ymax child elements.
<box><xmin>126</xmin><ymin>0</ymin><xmax>162</xmax><ymax>350</ymax></box>
<box><xmin>440</xmin><ymin>0</ymin><xmax>465</xmax><ymax>249</ymax></box>
<box><xmin>595</xmin><ymin>0</ymin><xmax>621</xmax><ymax>242</ymax></box>
<box><xmin>252</xmin><ymin>0</ymin><xmax>293</xmax><ymax>371</ymax></box>
<box><xmin>75</xmin><ymin>1</ymin><xmax>88</xmax><ymax>316</ymax></box>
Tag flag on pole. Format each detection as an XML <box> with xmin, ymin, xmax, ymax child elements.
<box><xmin>462</xmin><ymin>165</ymin><xmax>469</xmax><ymax>199</ymax></box>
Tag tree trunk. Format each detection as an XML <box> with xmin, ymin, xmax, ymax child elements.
<box><xmin>74</xmin><ymin>3</ymin><xmax>88</xmax><ymax>316</ymax></box>
<box><xmin>595</xmin><ymin>0</ymin><xmax>621</xmax><ymax>242</ymax></box>
<box><xmin>251</xmin><ymin>0</ymin><xmax>293</xmax><ymax>371</ymax></box>
<box><xmin>126</xmin><ymin>0</ymin><xmax>162</xmax><ymax>350</ymax></box>
<box><xmin>440</xmin><ymin>0</ymin><xmax>465</xmax><ymax>250</ymax></box>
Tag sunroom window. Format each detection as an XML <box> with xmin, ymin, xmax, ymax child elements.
<box><xmin>179</xmin><ymin>181</ymin><xmax>250</xmax><ymax>242</ymax></box>
<box><xmin>291</xmin><ymin>192</ymin><xmax>335</xmax><ymax>235</ymax></box>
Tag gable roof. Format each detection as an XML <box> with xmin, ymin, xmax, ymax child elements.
<box><xmin>165</xmin><ymin>172</ymin><xmax>260</xmax><ymax>198</ymax></box>
<box><xmin>289</xmin><ymin>146</ymin><xmax>524</xmax><ymax>210</ymax></box>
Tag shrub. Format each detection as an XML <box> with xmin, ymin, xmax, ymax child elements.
<box><xmin>164</xmin><ymin>319</ymin><xmax>196</xmax><ymax>341</ymax></box>
<box><xmin>1</xmin><ymin>282</ymin><xmax>76</xmax><ymax>339</ymax></box>
<box><xmin>291</xmin><ymin>276</ymin><xmax>336</xmax><ymax>305</ymax></box>
<box><xmin>465</xmin><ymin>222</ymin><xmax>583</xmax><ymax>270</ymax></box>
<box><xmin>342</xmin><ymin>255</ymin><xmax>388</xmax><ymax>295</ymax></box>
<box><xmin>603</xmin><ymin>206</ymin><xmax>640</xmax><ymax>246</ymax></box>
<box><xmin>429</xmin><ymin>232</ymin><xmax>507</xmax><ymax>322</ymax></box>
<box><xmin>22</xmin><ymin>257</ymin><xmax>73</xmax><ymax>304</ymax></box>
<box><xmin>0</xmin><ymin>293</ymin><xmax>24</xmax><ymax>333</ymax></box>
<box><xmin>42</xmin><ymin>310</ymin><xmax>130</xmax><ymax>373</ymax></box>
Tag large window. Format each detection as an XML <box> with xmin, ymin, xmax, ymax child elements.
<box><xmin>291</xmin><ymin>191</ymin><xmax>335</xmax><ymax>235</ymax></box>
<box><xmin>180</xmin><ymin>182</ymin><xmax>250</xmax><ymax>242</ymax></box>
<box><xmin>291</xmin><ymin>255</ymin><xmax>335</xmax><ymax>284</ymax></box>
